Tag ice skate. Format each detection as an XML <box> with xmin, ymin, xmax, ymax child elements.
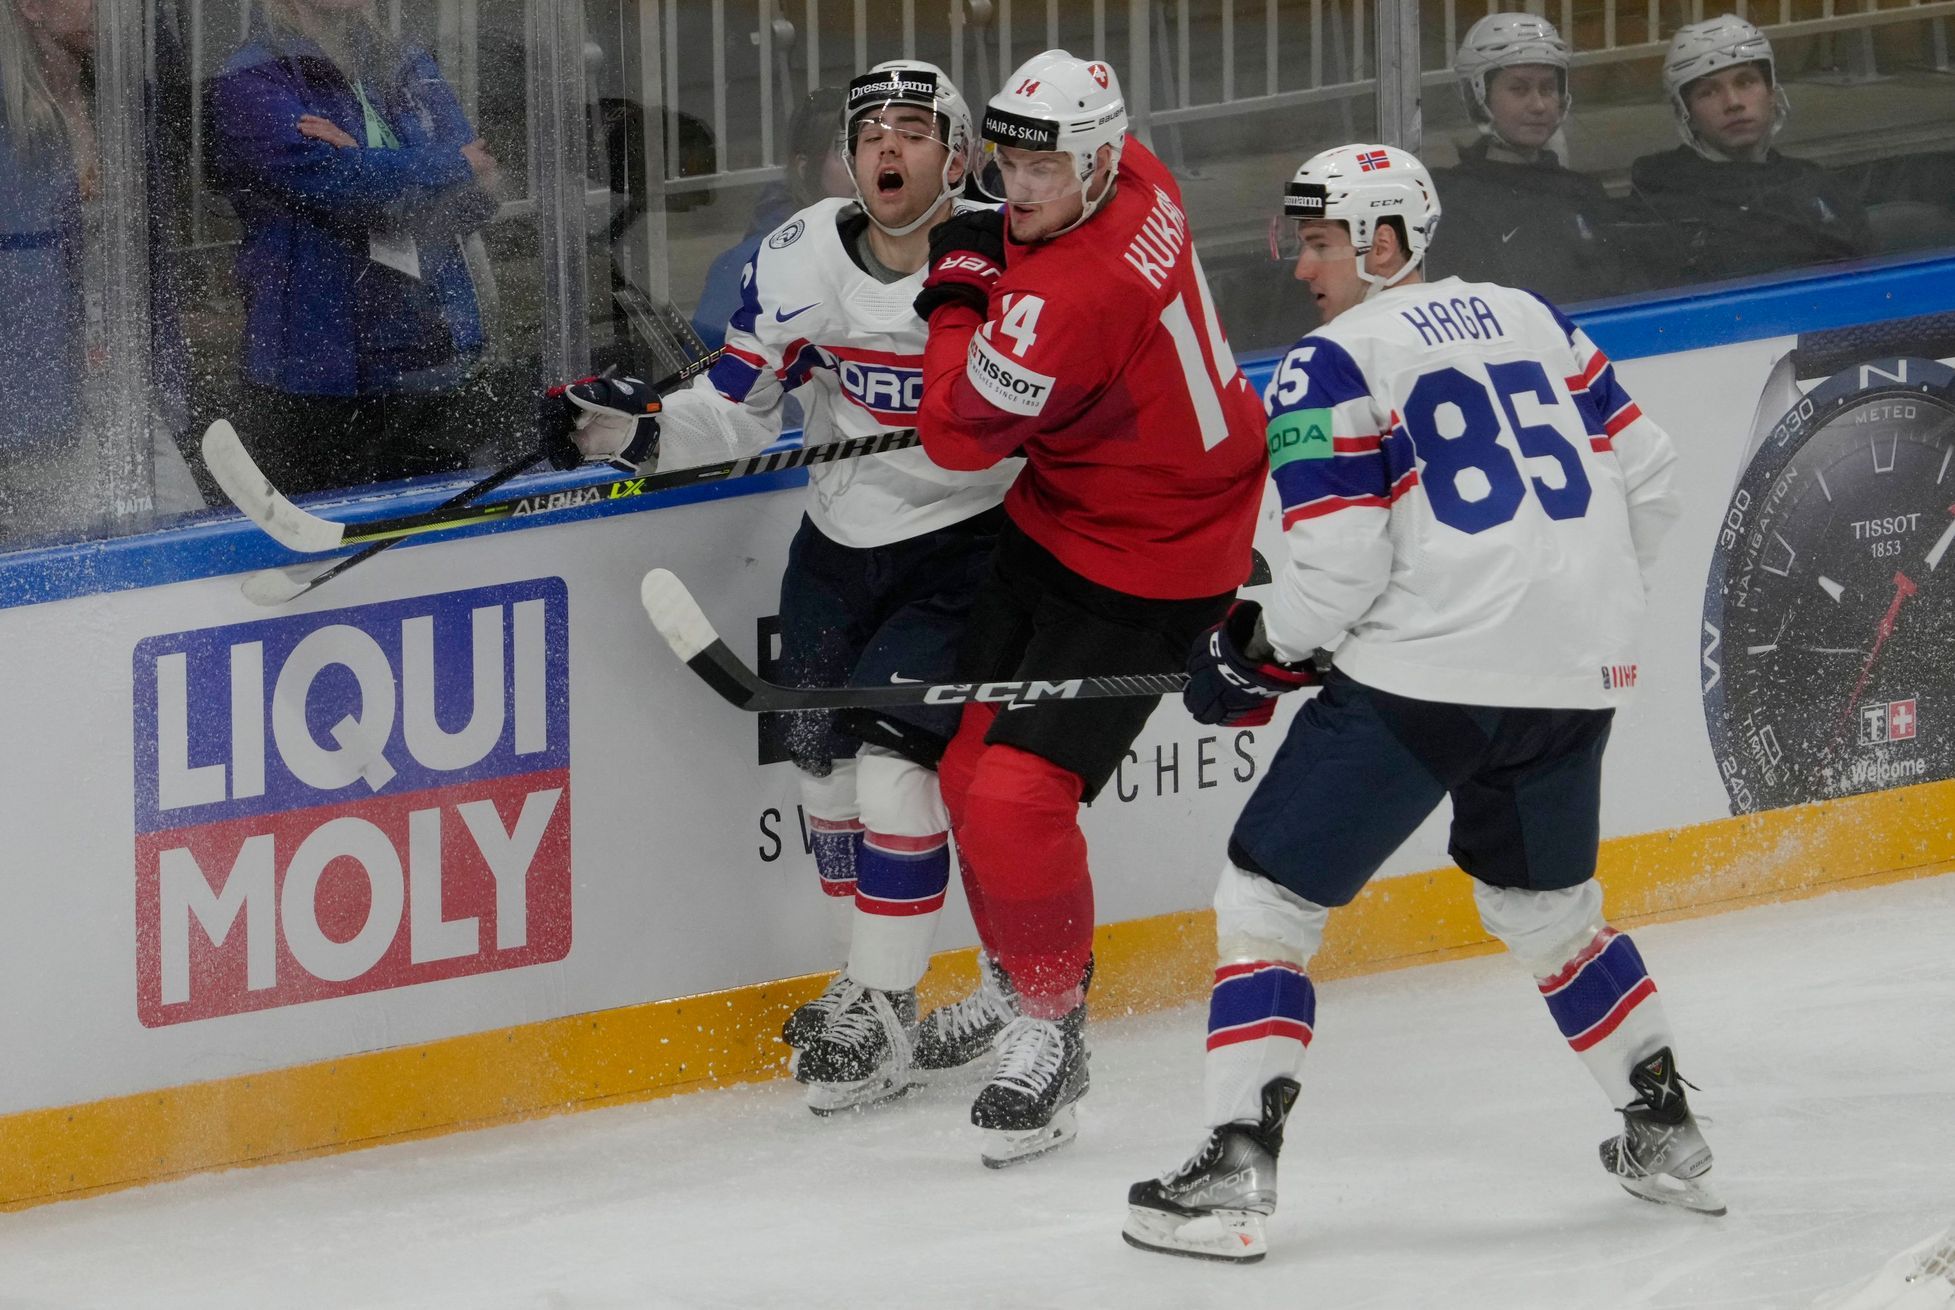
<box><xmin>780</xmin><ymin>971</ymin><xmax>853</xmax><ymax>1075</ymax></box>
<box><xmin>795</xmin><ymin>981</ymin><xmax>920</xmax><ymax>1115</ymax></box>
<box><xmin>1123</xmin><ymin>1076</ymin><xmax>1299</xmax><ymax>1264</ymax></box>
<box><xmin>913</xmin><ymin>953</ymin><xmax>1020</xmax><ymax>1072</ymax></box>
<box><xmin>970</xmin><ymin>1008</ymin><xmax>1089</xmax><ymax>1167</ymax></box>
<box><xmin>1599</xmin><ymin>1047</ymin><xmax>1725</xmax><ymax>1216</ymax></box>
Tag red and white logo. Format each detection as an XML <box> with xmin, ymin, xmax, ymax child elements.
<box><xmin>1088</xmin><ymin>63</ymin><xmax>1110</xmax><ymax>88</ymax></box>
<box><xmin>1858</xmin><ymin>696</ymin><xmax>1920</xmax><ymax>745</ymax></box>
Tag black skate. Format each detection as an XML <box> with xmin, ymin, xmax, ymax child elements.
<box><xmin>1599</xmin><ymin>1047</ymin><xmax>1725</xmax><ymax>1216</ymax></box>
<box><xmin>1123</xmin><ymin>1077</ymin><xmax>1300</xmax><ymax>1264</ymax></box>
<box><xmin>970</xmin><ymin>1007</ymin><xmax>1089</xmax><ymax>1167</ymax></box>
<box><xmin>915</xmin><ymin>953</ymin><xmax>1093</xmax><ymax>1072</ymax></box>
<box><xmin>796</xmin><ymin>981</ymin><xmax>920</xmax><ymax>1116</ymax></box>
<box><xmin>781</xmin><ymin>972</ymin><xmax>853</xmax><ymax>1052</ymax></box>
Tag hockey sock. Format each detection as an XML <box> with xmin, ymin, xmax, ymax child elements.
<box><xmin>1204</xmin><ymin>961</ymin><xmax>1315</xmax><ymax>1128</ymax></box>
<box><xmin>799</xmin><ymin>762</ymin><xmax>863</xmax><ymax>960</ymax></box>
<box><xmin>846</xmin><ymin>751</ymin><xmax>950</xmax><ymax>993</ymax></box>
<box><xmin>1474</xmin><ymin>883</ymin><xmax>1675</xmax><ymax>1107</ymax></box>
<box><xmin>1536</xmin><ymin>926</ymin><xmax>1675</xmax><ymax>1107</ymax></box>
<box><xmin>1205</xmin><ymin>862</ymin><xmax>1329</xmax><ymax>1127</ymax></box>
<box><xmin>949</xmin><ymin>740</ymin><xmax>1091</xmax><ymax>1020</ymax></box>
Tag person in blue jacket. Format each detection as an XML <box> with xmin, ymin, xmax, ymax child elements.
<box><xmin>0</xmin><ymin>0</ymin><xmax>93</xmax><ymax>540</ymax></box>
<box><xmin>689</xmin><ymin>86</ymin><xmax>852</xmax><ymax>353</ymax></box>
<box><xmin>208</xmin><ymin>0</ymin><xmax>501</xmax><ymax>495</ymax></box>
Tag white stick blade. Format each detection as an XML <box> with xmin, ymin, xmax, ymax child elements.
<box><xmin>240</xmin><ymin>563</ymin><xmax>319</xmax><ymax>607</ymax></box>
<box><xmin>201</xmin><ymin>420</ymin><xmax>346</xmax><ymax>554</ymax></box>
<box><xmin>640</xmin><ymin>568</ymin><xmax>721</xmax><ymax>661</ymax></box>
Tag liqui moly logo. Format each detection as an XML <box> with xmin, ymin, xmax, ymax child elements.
<box><xmin>131</xmin><ymin>579</ymin><xmax>572</xmax><ymax>1026</ymax></box>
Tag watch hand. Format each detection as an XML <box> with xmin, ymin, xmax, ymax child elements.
<box><xmin>1924</xmin><ymin>503</ymin><xmax>1955</xmax><ymax>573</ymax></box>
<box><xmin>1831</xmin><ymin>570</ymin><xmax>1917</xmax><ymax>743</ymax></box>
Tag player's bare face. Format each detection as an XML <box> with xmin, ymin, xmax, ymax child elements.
<box><xmin>1485</xmin><ymin>65</ymin><xmax>1565</xmax><ymax>150</ymax></box>
<box><xmin>1290</xmin><ymin>221</ymin><xmax>1366</xmax><ymax>323</ymax></box>
<box><xmin>1685</xmin><ymin>63</ymin><xmax>1774</xmax><ymax>154</ymax></box>
<box><xmin>991</xmin><ymin>146</ymin><xmax>1087</xmax><ymax>242</ymax></box>
<box><xmin>851</xmin><ymin>106</ymin><xmax>955</xmax><ymax>229</ymax></box>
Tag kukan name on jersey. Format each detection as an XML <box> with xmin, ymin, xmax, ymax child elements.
<box><xmin>1399</xmin><ymin>295</ymin><xmax>1507</xmax><ymax>349</ymax></box>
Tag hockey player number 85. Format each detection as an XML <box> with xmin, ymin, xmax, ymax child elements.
<box><xmin>1403</xmin><ymin>361</ymin><xmax>1593</xmax><ymax>534</ymax></box>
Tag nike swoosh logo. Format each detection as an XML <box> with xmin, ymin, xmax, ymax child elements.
<box><xmin>1500</xmin><ymin>228</ymin><xmax>1520</xmax><ymax>244</ymax></box>
<box><xmin>888</xmin><ymin>673</ymin><xmax>922</xmax><ymax>684</ymax></box>
<box><xmin>775</xmin><ymin>302</ymin><xmax>820</xmax><ymax>322</ymax></box>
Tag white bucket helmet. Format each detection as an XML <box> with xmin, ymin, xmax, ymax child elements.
<box><xmin>976</xmin><ymin>49</ymin><xmax>1128</xmax><ymax>235</ymax></box>
<box><xmin>1277</xmin><ymin>143</ymin><xmax>1440</xmax><ymax>295</ymax></box>
<box><xmin>841</xmin><ymin>59</ymin><xmax>975</xmax><ymax>236</ymax></box>
<box><xmin>1662</xmin><ymin>15</ymin><xmax>1788</xmax><ymax>157</ymax></box>
<box><xmin>1453</xmin><ymin>12</ymin><xmax>1572</xmax><ymax>144</ymax></box>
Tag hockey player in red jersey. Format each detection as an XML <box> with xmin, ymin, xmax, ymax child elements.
<box><xmin>1122</xmin><ymin>143</ymin><xmax>1718</xmax><ymax>1264</ymax></box>
<box><xmin>909</xmin><ymin>49</ymin><xmax>1268</xmax><ymax>1167</ymax></box>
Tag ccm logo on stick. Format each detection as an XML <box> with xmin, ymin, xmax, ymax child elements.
<box><xmin>922</xmin><ymin>679</ymin><xmax>1085</xmax><ymax>705</ymax></box>
<box><xmin>131</xmin><ymin>579</ymin><xmax>572</xmax><ymax>1026</ymax></box>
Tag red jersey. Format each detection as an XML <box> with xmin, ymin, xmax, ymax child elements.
<box><xmin>918</xmin><ymin>139</ymin><xmax>1267</xmax><ymax>600</ymax></box>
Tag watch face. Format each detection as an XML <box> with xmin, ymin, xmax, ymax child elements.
<box><xmin>1701</xmin><ymin>356</ymin><xmax>1955</xmax><ymax>814</ymax></box>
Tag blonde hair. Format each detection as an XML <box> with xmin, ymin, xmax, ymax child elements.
<box><xmin>257</xmin><ymin>0</ymin><xmax>395</xmax><ymax>77</ymax></box>
<box><xmin>0</xmin><ymin>0</ymin><xmax>63</xmax><ymax>145</ymax></box>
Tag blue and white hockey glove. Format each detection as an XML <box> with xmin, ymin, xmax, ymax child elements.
<box><xmin>541</xmin><ymin>375</ymin><xmax>663</xmax><ymax>472</ymax></box>
<box><xmin>1183</xmin><ymin>601</ymin><xmax>1320</xmax><ymax>728</ymax></box>
<box><xmin>914</xmin><ymin>209</ymin><xmax>1006</xmax><ymax>323</ymax></box>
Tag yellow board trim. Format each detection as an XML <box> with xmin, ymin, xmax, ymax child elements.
<box><xmin>6</xmin><ymin>778</ymin><xmax>1954</xmax><ymax>1210</ymax></box>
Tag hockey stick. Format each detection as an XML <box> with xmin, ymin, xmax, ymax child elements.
<box><xmin>203</xmin><ymin>347</ymin><xmax>729</xmax><ymax>556</ymax></box>
<box><xmin>641</xmin><ymin>568</ymin><xmax>1190</xmax><ymax>712</ymax></box>
<box><xmin>235</xmin><ymin>426</ymin><xmax>927</xmax><ymax>606</ymax></box>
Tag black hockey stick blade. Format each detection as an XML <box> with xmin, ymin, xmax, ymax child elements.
<box><xmin>641</xmin><ymin>568</ymin><xmax>1189</xmax><ymax>712</ymax></box>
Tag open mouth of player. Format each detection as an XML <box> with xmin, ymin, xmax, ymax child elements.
<box><xmin>876</xmin><ymin>168</ymin><xmax>905</xmax><ymax>196</ymax></box>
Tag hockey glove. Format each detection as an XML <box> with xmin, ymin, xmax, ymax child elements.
<box><xmin>1183</xmin><ymin>601</ymin><xmax>1320</xmax><ymax>728</ymax></box>
<box><xmin>914</xmin><ymin>208</ymin><xmax>1006</xmax><ymax>323</ymax></box>
<box><xmin>540</xmin><ymin>375</ymin><xmax>663</xmax><ymax>472</ymax></box>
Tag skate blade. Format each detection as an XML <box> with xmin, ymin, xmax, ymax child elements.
<box><xmin>980</xmin><ymin>1104</ymin><xmax>1079</xmax><ymax>1168</ymax></box>
<box><xmin>802</xmin><ymin>1073</ymin><xmax>919</xmax><ymax>1117</ymax></box>
<box><xmin>1121</xmin><ymin>1205</ymin><xmax>1267</xmax><ymax>1263</ymax></box>
<box><xmin>1617</xmin><ymin>1170</ymin><xmax>1727</xmax><ymax>1217</ymax></box>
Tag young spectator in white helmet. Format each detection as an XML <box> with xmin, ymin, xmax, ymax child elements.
<box><xmin>1425</xmin><ymin>12</ymin><xmax>1634</xmax><ymax>302</ymax></box>
<box><xmin>1628</xmin><ymin>15</ymin><xmax>1868</xmax><ymax>283</ymax></box>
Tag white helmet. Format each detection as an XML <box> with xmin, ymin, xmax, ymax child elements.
<box><xmin>1454</xmin><ymin>12</ymin><xmax>1572</xmax><ymax>140</ymax></box>
<box><xmin>841</xmin><ymin>59</ymin><xmax>975</xmax><ymax>236</ymax></box>
<box><xmin>977</xmin><ymin>49</ymin><xmax>1128</xmax><ymax>233</ymax></box>
<box><xmin>1280</xmin><ymin>143</ymin><xmax>1440</xmax><ymax>294</ymax></box>
<box><xmin>1662</xmin><ymin>15</ymin><xmax>1788</xmax><ymax>156</ymax></box>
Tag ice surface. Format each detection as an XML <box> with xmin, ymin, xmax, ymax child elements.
<box><xmin>3</xmin><ymin>875</ymin><xmax>1953</xmax><ymax>1309</ymax></box>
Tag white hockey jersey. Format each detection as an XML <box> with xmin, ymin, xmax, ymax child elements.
<box><xmin>1261</xmin><ymin>277</ymin><xmax>1681</xmax><ymax>708</ymax></box>
<box><xmin>659</xmin><ymin>197</ymin><xmax>1017</xmax><ymax>548</ymax></box>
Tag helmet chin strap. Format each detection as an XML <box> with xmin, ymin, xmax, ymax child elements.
<box><xmin>857</xmin><ymin>159</ymin><xmax>958</xmax><ymax>237</ymax></box>
<box><xmin>1356</xmin><ymin>251</ymin><xmax>1423</xmax><ymax>299</ymax></box>
<box><xmin>1021</xmin><ymin>160</ymin><xmax>1117</xmax><ymax>242</ymax></box>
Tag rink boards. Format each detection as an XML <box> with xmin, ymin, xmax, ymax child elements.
<box><xmin>2</xmin><ymin>257</ymin><xmax>1953</xmax><ymax>1208</ymax></box>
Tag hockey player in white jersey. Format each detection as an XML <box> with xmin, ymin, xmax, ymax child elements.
<box><xmin>556</xmin><ymin>61</ymin><xmax>1018</xmax><ymax>1114</ymax></box>
<box><xmin>1123</xmin><ymin>143</ymin><xmax>1719</xmax><ymax>1264</ymax></box>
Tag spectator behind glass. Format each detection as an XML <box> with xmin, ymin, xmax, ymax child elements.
<box><xmin>208</xmin><ymin>0</ymin><xmax>501</xmax><ymax>496</ymax></box>
<box><xmin>1427</xmin><ymin>13</ymin><xmax>1632</xmax><ymax>303</ymax></box>
<box><xmin>689</xmin><ymin>86</ymin><xmax>851</xmax><ymax>351</ymax></box>
<box><xmin>0</xmin><ymin>0</ymin><xmax>91</xmax><ymax>540</ymax></box>
<box><xmin>1629</xmin><ymin>15</ymin><xmax>1869</xmax><ymax>285</ymax></box>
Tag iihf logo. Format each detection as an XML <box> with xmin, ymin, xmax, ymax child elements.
<box><xmin>1858</xmin><ymin>697</ymin><xmax>1919</xmax><ymax>746</ymax></box>
<box><xmin>1600</xmin><ymin>664</ymin><xmax>1638</xmax><ymax>690</ymax></box>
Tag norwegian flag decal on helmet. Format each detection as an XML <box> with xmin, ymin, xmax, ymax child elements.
<box><xmin>1356</xmin><ymin>149</ymin><xmax>1391</xmax><ymax>171</ymax></box>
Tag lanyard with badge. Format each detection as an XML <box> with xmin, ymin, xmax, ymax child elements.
<box><xmin>356</xmin><ymin>80</ymin><xmax>422</xmax><ymax>280</ymax></box>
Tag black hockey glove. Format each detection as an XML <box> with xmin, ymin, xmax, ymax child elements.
<box><xmin>914</xmin><ymin>208</ymin><xmax>1006</xmax><ymax>323</ymax></box>
<box><xmin>540</xmin><ymin>375</ymin><xmax>663</xmax><ymax>473</ymax></box>
<box><xmin>1183</xmin><ymin>601</ymin><xmax>1320</xmax><ymax>728</ymax></box>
